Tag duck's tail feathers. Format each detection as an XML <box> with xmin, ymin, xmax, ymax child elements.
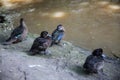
<box><xmin>2</xmin><ymin>39</ymin><xmax>17</xmax><ymax>45</ymax></box>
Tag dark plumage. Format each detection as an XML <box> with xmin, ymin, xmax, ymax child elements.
<box><xmin>51</xmin><ymin>24</ymin><xmax>65</xmax><ymax>46</ymax></box>
<box><xmin>0</xmin><ymin>16</ymin><xmax>5</xmax><ymax>23</ymax></box>
<box><xmin>3</xmin><ymin>18</ymin><xmax>28</xmax><ymax>45</ymax></box>
<box><xmin>29</xmin><ymin>31</ymin><xmax>52</xmax><ymax>55</ymax></box>
<box><xmin>83</xmin><ymin>48</ymin><xmax>104</xmax><ymax>74</ymax></box>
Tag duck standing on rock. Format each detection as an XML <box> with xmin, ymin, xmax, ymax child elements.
<box><xmin>3</xmin><ymin>18</ymin><xmax>28</xmax><ymax>45</ymax></box>
<box><xmin>51</xmin><ymin>24</ymin><xmax>65</xmax><ymax>46</ymax></box>
<box><xmin>83</xmin><ymin>48</ymin><xmax>105</xmax><ymax>74</ymax></box>
<box><xmin>29</xmin><ymin>31</ymin><xmax>52</xmax><ymax>55</ymax></box>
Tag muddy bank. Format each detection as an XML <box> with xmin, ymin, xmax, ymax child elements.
<box><xmin>0</xmin><ymin>31</ymin><xmax>120</xmax><ymax>80</ymax></box>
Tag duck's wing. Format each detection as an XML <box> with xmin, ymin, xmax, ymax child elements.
<box><xmin>10</xmin><ymin>26</ymin><xmax>24</xmax><ymax>38</ymax></box>
<box><xmin>30</xmin><ymin>37</ymin><xmax>48</xmax><ymax>51</ymax></box>
<box><xmin>30</xmin><ymin>37</ymin><xmax>40</xmax><ymax>51</ymax></box>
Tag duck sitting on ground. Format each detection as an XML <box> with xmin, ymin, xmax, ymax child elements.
<box><xmin>51</xmin><ymin>24</ymin><xmax>65</xmax><ymax>46</ymax></box>
<box><xmin>3</xmin><ymin>18</ymin><xmax>28</xmax><ymax>45</ymax></box>
<box><xmin>83</xmin><ymin>48</ymin><xmax>105</xmax><ymax>74</ymax></box>
<box><xmin>29</xmin><ymin>31</ymin><xmax>52</xmax><ymax>55</ymax></box>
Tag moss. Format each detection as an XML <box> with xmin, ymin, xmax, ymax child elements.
<box><xmin>28</xmin><ymin>33</ymin><xmax>39</xmax><ymax>38</ymax></box>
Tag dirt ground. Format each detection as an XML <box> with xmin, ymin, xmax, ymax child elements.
<box><xmin>0</xmin><ymin>32</ymin><xmax>120</xmax><ymax>80</ymax></box>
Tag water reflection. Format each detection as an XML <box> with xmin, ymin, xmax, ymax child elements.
<box><xmin>51</xmin><ymin>12</ymin><xmax>66</xmax><ymax>18</ymax></box>
<box><xmin>97</xmin><ymin>1</ymin><xmax>109</xmax><ymax>6</ymax></box>
<box><xmin>40</xmin><ymin>12</ymin><xmax>66</xmax><ymax>18</ymax></box>
<box><xmin>0</xmin><ymin>0</ymin><xmax>43</xmax><ymax>8</ymax></box>
<box><xmin>108</xmin><ymin>4</ymin><xmax>120</xmax><ymax>10</ymax></box>
<box><xmin>1</xmin><ymin>0</ymin><xmax>120</xmax><ymax>57</ymax></box>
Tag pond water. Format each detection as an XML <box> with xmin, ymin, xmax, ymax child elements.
<box><xmin>1</xmin><ymin>0</ymin><xmax>120</xmax><ymax>57</ymax></box>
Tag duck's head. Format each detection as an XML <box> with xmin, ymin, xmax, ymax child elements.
<box><xmin>20</xmin><ymin>18</ymin><xmax>24</xmax><ymax>23</ymax></box>
<box><xmin>40</xmin><ymin>31</ymin><xmax>48</xmax><ymax>38</ymax></box>
<box><xmin>57</xmin><ymin>24</ymin><xmax>63</xmax><ymax>30</ymax></box>
<box><xmin>92</xmin><ymin>48</ymin><xmax>103</xmax><ymax>57</ymax></box>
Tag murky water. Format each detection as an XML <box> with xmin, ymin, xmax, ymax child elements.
<box><xmin>1</xmin><ymin>0</ymin><xmax>120</xmax><ymax>57</ymax></box>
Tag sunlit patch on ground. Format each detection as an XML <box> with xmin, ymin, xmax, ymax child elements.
<box><xmin>51</xmin><ymin>12</ymin><xmax>66</xmax><ymax>18</ymax></box>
